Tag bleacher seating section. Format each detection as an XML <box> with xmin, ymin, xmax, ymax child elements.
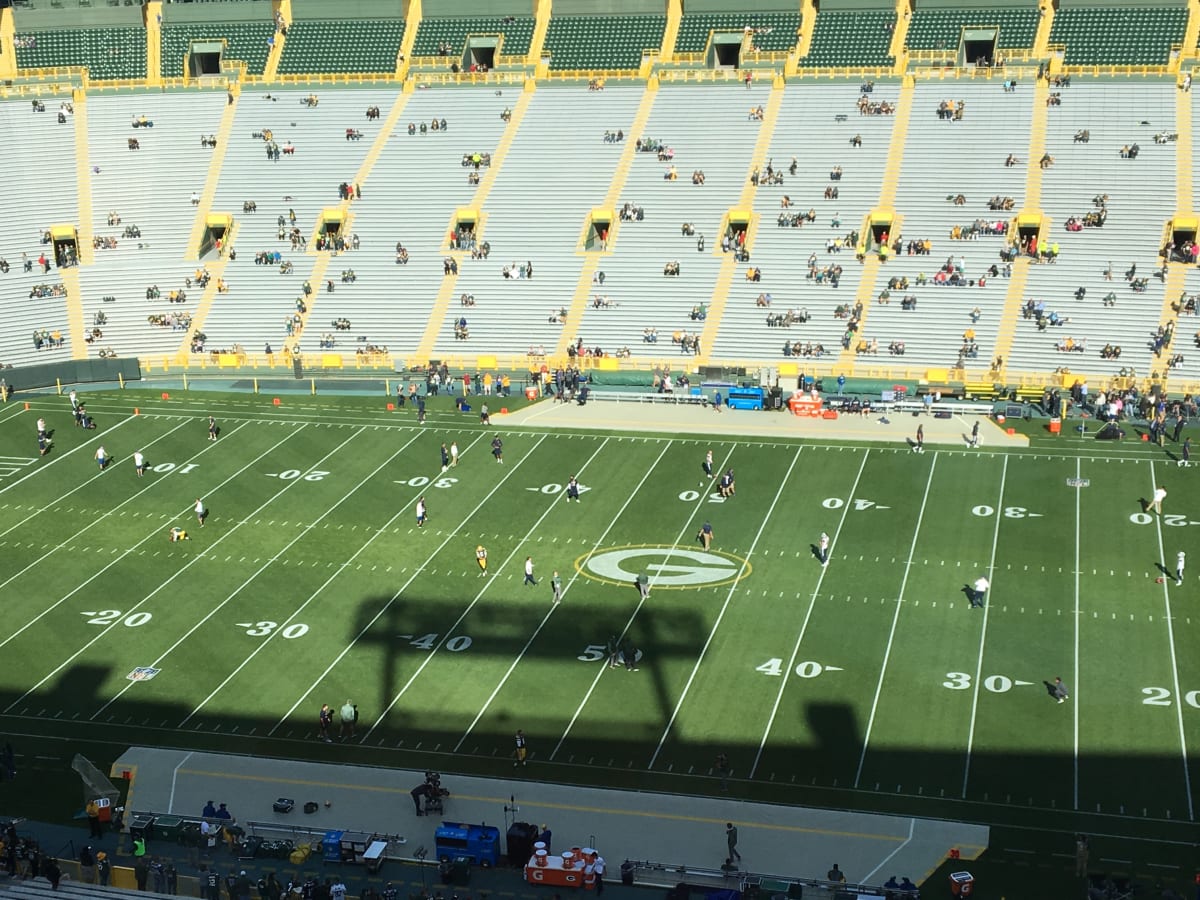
<box><xmin>906</xmin><ymin>6</ymin><xmax>1041</xmax><ymax>52</ymax></box>
<box><xmin>673</xmin><ymin>11</ymin><xmax>801</xmax><ymax>55</ymax></box>
<box><xmin>277</xmin><ymin>19</ymin><xmax>406</xmax><ymax>75</ymax></box>
<box><xmin>411</xmin><ymin>16</ymin><xmax>535</xmax><ymax>60</ymax></box>
<box><xmin>15</xmin><ymin>27</ymin><xmax>147</xmax><ymax>80</ymax></box>
<box><xmin>543</xmin><ymin>15</ymin><xmax>666</xmax><ymax>71</ymax></box>
<box><xmin>160</xmin><ymin>21</ymin><xmax>274</xmax><ymax>78</ymax></box>
<box><xmin>799</xmin><ymin>10</ymin><xmax>897</xmax><ymax>68</ymax></box>
<box><xmin>1049</xmin><ymin>5</ymin><xmax>1188</xmax><ymax>66</ymax></box>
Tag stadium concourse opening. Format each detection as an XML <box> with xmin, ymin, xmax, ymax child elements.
<box><xmin>585</xmin><ymin>208</ymin><xmax>612</xmax><ymax>251</ymax></box>
<box><xmin>864</xmin><ymin>210</ymin><xmax>893</xmax><ymax>253</ymax></box>
<box><xmin>49</xmin><ymin>224</ymin><xmax>79</xmax><ymax>268</ymax></box>
<box><xmin>199</xmin><ymin>214</ymin><xmax>230</xmax><ymax>259</ymax></box>
<box><xmin>1015</xmin><ymin>212</ymin><xmax>1044</xmax><ymax>249</ymax></box>
<box><xmin>1167</xmin><ymin>215</ymin><xmax>1197</xmax><ymax>259</ymax></box>
<box><xmin>186</xmin><ymin>40</ymin><xmax>226</xmax><ymax>78</ymax></box>
<box><xmin>709</xmin><ymin>32</ymin><xmax>745</xmax><ymax>68</ymax></box>
<box><xmin>960</xmin><ymin>28</ymin><xmax>998</xmax><ymax>67</ymax></box>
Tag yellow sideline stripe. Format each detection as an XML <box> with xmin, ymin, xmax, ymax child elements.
<box><xmin>0</xmin><ymin>6</ymin><xmax>17</xmax><ymax>80</ymax></box>
<box><xmin>184</xmin><ymin>93</ymin><xmax>241</xmax><ymax>261</ymax></box>
<box><xmin>176</xmin><ymin>220</ymin><xmax>240</xmax><ymax>361</ymax></box>
<box><xmin>412</xmin><ymin>87</ymin><xmax>534</xmax><ymax>365</ymax></box>
<box><xmin>835</xmin><ymin>78</ymin><xmax>913</xmax><ymax>373</ymax></box>
<box><xmin>555</xmin><ymin>79</ymin><xmax>660</xmax><ymax>359</ymax></box>
<box><xmin>72</xmin><ymin>89</ymin><xmax>95</xmax><ymax>268</ymax></box>
<box><xmin>291</xmin><ymin>86</ymin><xmax>415</xmax><ymax>345</ymax></box>
<box><xmin>62</xmin><ymin>268</ymin><xmax>87</xmax><ymax>362</ymax></box>
<box><xmin>695</xmin><ymin>77</ymin><xmax>785</xmax><ymax>367</ymax></box>
<box><xmin>659</xmin><ymin>0</ymin><xmax>682</xmax><ymax>62</ymax></box>
<box><xmin>145</xmin><ymin>1</ymin><xmax>163</xmax><ymax>87</ymax></box>
<box><xmin>992</xmin><ymin>78</ymin><xmax>1051</xmax><ymax>375</ymax></box>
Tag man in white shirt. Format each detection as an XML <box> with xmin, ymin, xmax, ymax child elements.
<box><xmin>450</xmin><ymin>442</ymin><xmax>459</xmax><ymax>467</ymax></box>
<box><xmin>971</xmin><ymin>576</ymin><xmax>989</xmax><ymax>608</ymax></box>
<box><xmin>133</xmin><ymin>450</ymin><xmax>146</xmax><ymax>477</ymax></box>
<box><xmin>96</xmin><ymin>446</ymin><xmax>109</xmax><ymax>470</ymax></box>
<box><xmin>589</xmin><ymin>854</ymin><xmax>606</xmax><ymax>895</ymax></box>
<box><xmin>195</xmin><ymin>498</ymin><xmax>206</xmax><ymax>527</ymax></box>
<box><xmin>1177</xmin><ymin>551</ymin><xmax>1186</xmax><ymax>587</ymax></box>
<box><xmin>1151</xmin><ymin>485</ymin><xmax>1167</xmax><ymax>515</ymax></box>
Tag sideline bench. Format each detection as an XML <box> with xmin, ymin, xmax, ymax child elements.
<box><xmin>590</xmin><ymin>391</ymin><xmax>709</xmax><ymax>405</ymax></box>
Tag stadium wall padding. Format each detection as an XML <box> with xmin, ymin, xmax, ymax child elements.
<box><xmin>3</xmin><ymin>357</ymin><xmax>141</xmax><ymax>393</ymax></box>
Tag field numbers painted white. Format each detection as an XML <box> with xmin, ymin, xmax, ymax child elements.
<box><xmin>241</xmin><ymin>621</ymin><xmax>309</xmax><ymax>639</ymax></box>
<box><xmin>945</xmin><ymin>672</ymin><xmax>1021</xmax><ymax>692</ymax></box>
<box><xmin>151</xmin><ymin>462</ymin><xmax>198</xmax><ymax>474</ymax></box>
<box><xmin>405</xmin><ymin>632</ymin><xmax>471</xmax><ymax>652</ymax></box>
<box><xmin>1142</xmin><ymin>687</ymin><xmax>1200</xmax><ymax>708</ymax></box>
<box><xmin>395</xmin><ymin>476</ymin><xmax>457</xmax><ymax>488</ymax></box>
<box><xmin>972</xmin><ymin>506</ymin><xmax>1041</xmax><ymax>519</ymax></box>
<box><xmin>270</xmin><ymin>469</ymin><xmax>329</xmax><ymax>481</ymax></box>
<box><xmin>821</xmin><ymin>498</ymin><xmax>887</xmax><ymax>510</ymax></box>
<box><xmin>578</xmin><ymin>644</ymin><xmax>607</xmax><ymax>662</ymax></box>
<box><xmin>1129</xmin><ymin>513</ymin><xmax>1190</xmax><ymax>527</ymax></box>
<box><xmin>83</xmin><ymin>610</ymin><xmax>151</xmax><ymax>627</ymax></box>
<box><xmin>530</xmin><ymin>483</ymin><xmax>591</xmax><ymax>495</ymax></box>
<box><xmin>757</xmin><ymin>659</ymin><xmax>840</xmax><ymax>678</ymax></box>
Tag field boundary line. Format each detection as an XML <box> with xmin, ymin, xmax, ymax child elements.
<box><xmin>454</xmin><ymin>438</ymin><xmax>673</xmax><ymax>752</ymax></box>
<box><xmin>647</xmin><ymin>445</ymin><xmax>804</xmax><ymax>769</ymax></box>
<box><xmin>960</xmin><ymin>454</ymin><xmax>1008</xmax><ymax>797</ymax></box>
<box><xmin>92</xmin><ymin>426</ymin><xmax>387</xmax><ymax>719</ymax></box>
<box><xmin>550</xmin><ymin>441</ymin><xmax>739</xmax><ymax>761</ymax></box>
<box><xmin>362</xmin><ymin>437</ymin><xmax>610</xmax><ymax>741</ymax></box>
<box><xmin>861</xmin><ymin>817</ymin><xmax>915</xmax><ymax>884</ymax></box>
<box><xmin>0</xmin><ymin>413</ymin><xmax>137</xmax><ymax>496</ymax></box>
<box><xmin>1</xmin><ymin>422</ymin><xmax>329</xmax><ymax>714</ymax></box>
<box><xmin>853</xmin><ymin>453</ymin><xmax>938</xmax><ymax>788</ymax></box>
<box><xmin>269</xmin><ymin>434</ymin><xmax>550</xmax><ymax>737</ymax></box>
<box><xmin>178</xmin><ymin>430</ymin><xmax>488</xmax><ymax>727</ymax></box>
<box><xmin>749</xmin><ymin>448</ymin><xmax>870</xmax><ymax>778</ymax></box>
<box><xmin>0</xmin><ymin>418</ymin><xmax>193</xmax><ymax>543</ymax></box>
<box><xmin>1150</xmin><ymin>460</ymin><xmax>1195</xmax><ymax>820</ymax></box>
<box><xmin>0</xmin><ymin>420</ymin><xmax>273</xmax><ymax>651</ymax></box>
<box><xmin>1080</xmin><ymin>458</ymin><xmax>1089</xmax><ymax>811</ymax></box>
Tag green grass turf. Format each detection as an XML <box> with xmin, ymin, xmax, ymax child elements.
<box><xmin>0</xmin><ymin>388</ymin><xmax>1198</xmax><ymax>854</ymax></box>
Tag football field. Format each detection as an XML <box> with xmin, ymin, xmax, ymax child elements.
<box><xmin>0</xmin><ymin>390</ymin><xmax>1197</xmax><ymax>841</ymax></box>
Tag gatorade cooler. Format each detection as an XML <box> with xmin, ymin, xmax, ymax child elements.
<box><xmin>950</xmin><ymin>871</ymin><xmax>974</xmax><ymax>896</ymax></box>
<box><xmin>525</xmin><ymin>387</ymin><xmax>537</xmax><ymax>400</ymax></box>
<box><xmin>1049</xmin><ymin>417</ymin><xmax>1061</xmax><ymax>434</ymax></box>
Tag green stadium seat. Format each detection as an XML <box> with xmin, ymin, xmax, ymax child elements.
<box><xmin>800</xmin><ymin>10</ymin><xmax>896</xmax><ymax>68</ymax></box>
<box><xmin>1050</xmin><ymin>6</ymin><xmax>1186</xmax><ymax>66</ymax></box>
<box><xmin>15</xmin><ymin>27</ymin><xmax>148</xmax><ymax>81</ymax></box>
<box><xmin>412</xmin><ymin>16</ymin><xmax>535</xmax><ymax>60</ymax></box>
<box><xmin>543</xmin><ymin>15</ymin><xmax>666</xmax><ymax>71</ymax></box>
<box><xmin>906</xmin><ymin>6</ymin><xmax>1040</xmax><ymax>52</ymax></box>
<box><xmin>160</xmin><ymin>21</ymin><xmax>274</xmax><ymax>78</ymax></box>
<box><xmin>674</xmin><ymin>11</ymin><xmax>800</xmax><ymax>54</ymax></box>
<box><xmin>278</xmin><ymin>20</ymin><xmax>406</xmax><ymax>75</ymax></box>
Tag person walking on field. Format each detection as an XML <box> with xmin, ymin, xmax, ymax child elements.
<box><xmin>476</xmin><ymin>545</ymin><xmax>488</xmax><ymax>576</ymax></box>
<box><xmin>725</xmin><ymin>823</ymin><xmax>741</xmax><ymax>862</ymax></box>
<box><xmin>1149</xmin><ymin>485</ymin><xmax>1167</xmax><ymax>515</ymax></box>
<box><xmin>551</xmin><ymin>570</ymin><xmax>563</xmax><ymax>603</ymax></box>
<box><xmin>1176</xmin><ymin>550</ymin><xmax>1186</xmax><ymax>587</ymax></box>
<box><xmin>914</xmin><ymin>424</ymin><xmax>925</xmax><ymax>453</ymax></box>
<box><xmin>818</xmin><ymin>532</ymin><xmax>830</xmax><ymax>567</ymax></box>
<box><xmin>524</xmin><ymin>556</ymin><xmax>537</xmax><ymax>585</ymax></box>
<box><xmin>513</xmin><ymin>729</ymin><xmax>528</xmax><ymax>767</ymax></box>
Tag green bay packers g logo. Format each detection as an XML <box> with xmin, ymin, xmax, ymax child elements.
<box><xmin>578</xmin><ymin>546</ymin><xmax>750</xmax><ymax>589</ymax></box>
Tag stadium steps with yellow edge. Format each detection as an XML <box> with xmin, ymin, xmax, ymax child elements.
<box><xmin>0</xmin><ymin>4</ymin><xmax>18</xmax><ymax>79</ymax></box>
<box><xmin>184</xmin><ymin>88</ymin><xmax>241</xmax><ymax>262</ymax></box>
<box><xmin>396</xmin><ymin>0</ymin><xmax>421</xmax><ymax>79</ymax></box>
<box><xmin>555</xmin><ymin>79</ymin><xmax>660</xmax><ymax>359</ymax></box>
<box><xmin>145</xmin><ymin>1</ymin><xmax>163</xmax><ymax>87</ymax></box>
<box><xmin>72</xmin><ymin>88</ymin><xmax>95</xmax><ymax>269</ymax></box>
<box><xmin>262</xmin><ymin>0</ymin><xmax>290</xmax><ymax>82</ymax></box>
<box><xmin>791</xmin><ymin>0</ymin><xmax>815</xmax><ymax>69</ymax></box>
<box><xmin>1176</xmin><ymin>78</ymin><xmax>1193</xmax><ymax>211</ymax></box>
<box><xmin>834</xmin><ymin>76</ymin><xmax>913</xmax><ymax>373</ymax></box>
<box><xmin>527</xmin><ymin>0</ymin><xmax>550</xmax><ymax>67</ymax></box>
<box><xmin>61</xmin><ymin>268</ymin><xmax>88</xmax><ymax>361</ymax></box>
<box><xmin>658</xmin><ymin>0</ymin><xmax>682</xmax><ymax>62</ymax></box>
<box><xmin>1032</xmin><ymin>1</ymin><xmax>1056</xmax><ymax>56</ymax></box>
<box><xmin>172</xmin><ymin>221</ymin><xmax>241</xmax><ymax>361</ymax></box>
<box><xmin>694</xmin><ymin>75</ymin><xmax>785</xmax><ymax>367</ymax></box>
<box><xmin>411</xmin><ymin>86</ymin><xmax>535</xmax><ymax>365</ymax></box>
<box><xmin>888</xmin><ymin>0</ymin><xmax>911</xmax><ymax>74</ymax></box>
<box><xmin>291</xmin><ymin>86</ymin><xmax>417</xmax><ymax>346</ymax></box>
<box><xmin>991</xmin><ymin>78</ymin><xmax>1051</xmax><ymax>375</ymax></box>
<box><xmin>1184</xmin><ymin>0</ymin><xmax>1200</xmax><ymax>58</ymax></box>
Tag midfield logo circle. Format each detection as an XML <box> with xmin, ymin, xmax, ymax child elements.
<box><xmin>578</xmin><ymin>546</ymin><xmax>750</xmax><ymax>589</ymax></box>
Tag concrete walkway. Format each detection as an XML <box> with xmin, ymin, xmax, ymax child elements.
<box><xmin>115</xmin><ymin>747</ymin><xmax>987</xmax><ymax>889</ymax></box>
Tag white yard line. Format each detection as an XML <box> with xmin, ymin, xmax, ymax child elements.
<box><xmin>361</xmin><ymin>437</ymin><xmax>609</xmax><ymax>742</ymax></box>
<box><xmin>1150</xmin><ymin>460</ymin><xmax>1195</xmax><ymax>820</ymax></box>
<box><xmin>853</xmin><ymin>454</ymin><xmax>938</xmax><ymax>788</ymax></box>
<box><xmin>1073</xmin><ymin>457</ymin><xmax>1082</xmax><ymax>810</ymax></box>
<box><xmin>647</xmin><ymin>445</ymin><xmax>804</xmax><ymax>769</ymax></box>
<box><xmin>176</xmin><ymin>429</ymin><xmax>482</xmax><ymax>724</ymax></box>
<box><xmin>0</xmin><ymin>418</ymin><xmax>194</xmax><ymax>542</ymax></box>
<box><xmin>749</xmin><ymin>448</ymin><xmax>870</xmax><ymax>779</ymax></box>
<box><xmin>860</xmin><ymin>817</ymin><xmax>915</xmax><ymax>884</ymax></box>
<box><xmin>269</xmin><ymin>434</ymin><xmax>549</xmax><ymax>738</ymax></box>
<box><xmin>0</xmin><ymin>421</ymin><xmax>287</xmax><ymax>653</ymax></box>
<box><xmin>0</xmin><ymin>414</ymin><xmax>137</xmax><ymax>496</ymax></box>
<box><xmin>167</xmin><ymin>751</ymin><xmax>194</xmax><ymax>814</ymax></box>
<box><xmin>453</xmin><ymin>438</ymin><xmax>671</xmax><ymax>752</ymax></box>
<box><xmin>960</xmin><ymin>454</ymin><xmax>1008</xmax><ymax>798</ymax></box>
<box><xmin>91</xmin><ymin>426</ymin><xmax>378</xmax><ymax>719</ymax></box>
<box><xmin>550</xmin><ymin>442</ymin><xmax>739</xmax><ymax>761</ymax></box>
<box><xmin>1</xmin><ymin>423</ymin><xmax>321</xmax><ymax>713</ymax></box>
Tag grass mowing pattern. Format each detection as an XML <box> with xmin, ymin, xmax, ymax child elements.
<box><xmin>0</xmin><ymin>390</ymin><xmax>1197</xmax><ymax>841</ymax></box>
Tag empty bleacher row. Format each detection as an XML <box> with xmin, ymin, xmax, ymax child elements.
<box><xmin>0</xmin><ymin>71</ymin><xmax>1192</xmax><ymax>387</ymax></box>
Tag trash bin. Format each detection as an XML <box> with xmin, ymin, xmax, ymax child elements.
<box><xmin>949</xmin><ymin>871</ymin><xmax>974</xmax><ymax>896</ymax></box>
<box><xmin>153</xmin><ymin>815</ymin><xmax>184</xmax><ymax>843</ymax></box>
<box><xmin>441</xmin><ymin>856</ymin><xmax>471</xmax><ymax>886</ymax></box>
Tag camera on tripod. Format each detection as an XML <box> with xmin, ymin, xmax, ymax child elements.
<box><xmin>415</xmin><ymin>771</ymin><xmax>449</xmax><ymax>815</ymax></box>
